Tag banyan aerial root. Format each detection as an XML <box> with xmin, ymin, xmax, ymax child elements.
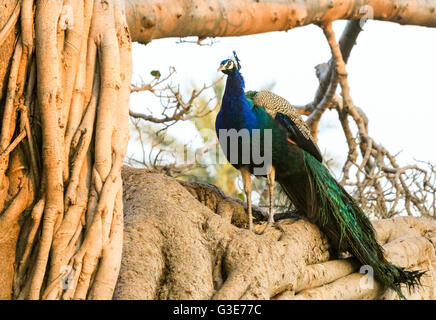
<box><xmin>0</xmin><ymin>0</ymin><xmax>131</xmax><ymax>299</ymax></box>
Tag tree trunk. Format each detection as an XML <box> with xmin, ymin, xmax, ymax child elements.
<box><xmin>0</xmin><ymin>0</ymin><xmax>435</xmax><ymax>300</ymax></box>
<box><xmin>0</xmin><ymin>0</ymin><xmax>131</xmax><ymax>300</ymax></box>
<box><xmin>115</xmin><ymin>167</ymin><xmax>436</xmax><ymax>300</ymax></box>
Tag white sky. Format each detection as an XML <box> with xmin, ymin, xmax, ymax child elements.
<box><xmin>128</xmin><ymin>19</ymin><xmax>436</xmax><ymax>171</ymax></box>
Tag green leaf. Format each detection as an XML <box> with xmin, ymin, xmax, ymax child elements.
<box><xmin>150</xmin><ymin>70</ymin><xmax>161</xmax><ymax>79</ymax></box>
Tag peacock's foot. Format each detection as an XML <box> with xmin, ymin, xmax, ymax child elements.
<box><xmin>255</xmin><ymin>220</ymin><xmax>285</xmax><ymax>235</ymax></box>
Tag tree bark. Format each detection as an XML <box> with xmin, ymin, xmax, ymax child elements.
<box><xmin>125</xmin><ymin>0</ymin><xmax>436</xmax><ymax>44</ymax></box>
<box><xmin>115</xmin><ymin>167</ymin><xmax>436</xmax><ymax>300</ymax></box>
<box><xmin>0</xmin><ymin>0</ymin><xmax>132</xmax><ymax>300</ymax></box>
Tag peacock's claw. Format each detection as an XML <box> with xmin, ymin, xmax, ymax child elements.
<box><xmin>255</xmin><ymin>220</ymin><xmax>285</xmax><ymax>235</ymax></box>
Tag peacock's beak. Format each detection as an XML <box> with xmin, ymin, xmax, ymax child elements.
<box><xmin>217</xmin><ymin>65</ymin><xmax>225</xmax><ymax>72</ymax></box>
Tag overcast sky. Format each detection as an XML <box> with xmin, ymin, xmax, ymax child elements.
<box><xmin>128</xmin><ymin>19</ymin><xmax>436</xmax><ymax>172</ymax></box>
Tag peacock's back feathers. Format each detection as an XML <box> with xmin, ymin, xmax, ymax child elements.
<box><xmin>246</xmin><ymin>90</ymin><xmax>322</xmax><ymax>162</ymax></box>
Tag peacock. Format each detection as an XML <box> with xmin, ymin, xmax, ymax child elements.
<box><xmin>215</xmin><ymin>52</ymin><xmax>423</xmax><ymax>299</ymax></box>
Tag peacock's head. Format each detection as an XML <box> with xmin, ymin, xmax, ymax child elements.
<box><xmin>217</xmin><ymin>51</ymin><xmax>241</xmax><ymax>75</ymax></box>
<box><xmin>217</xmin><ymin>59</ymin><xmax>237</xmax><ymax>75</ymax></box>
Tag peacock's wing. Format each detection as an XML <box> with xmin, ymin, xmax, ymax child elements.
<box><xmin>247</xmin><ymin>90</ymin><xmax>323</xmax><ymax>162</ymax></box>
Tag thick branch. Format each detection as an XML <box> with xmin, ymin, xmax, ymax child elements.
<box><xmin>126</xmin><ymin>0</ymin><xmax>436</xmax><ymax>44</ymax></box>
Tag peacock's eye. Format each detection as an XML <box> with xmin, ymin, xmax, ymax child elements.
<box><xmin>226</xmin><ymin>61</ymin><xmax>233</xmax><ymax>68</ymax></box>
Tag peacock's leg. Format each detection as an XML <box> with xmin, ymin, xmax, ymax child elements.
<box><xmin>259</xmin><ymin>166</ymin><xmax>275</xmax><ymax>234</ymax></box>
<box><xmin>240</xmin><ymin>167</ymin><xmax>253</xmax><ymax>231</ymax></box>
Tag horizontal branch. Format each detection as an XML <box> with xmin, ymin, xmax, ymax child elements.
<box><xmin>125</xmin><ymin>0</ymin><xmax>436</xmax><ymax>43</ymax></box>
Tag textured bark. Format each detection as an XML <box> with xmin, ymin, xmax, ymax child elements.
<box><xmin>0</xmin><ymin>0</ymin><xmax>33</xmax><ymax>300</ymax></box>
<box><xmin>0</xmin><ymin>0</ymin><xmax>132</xmax><ymax>300</ymax></box>
<box><xmin>115</xmin><ymin>167</ymin><xmax>436</xmax><ymax>300</ymax></box>
<box><xmin>0</xmin><ymin>0</ymin><xmax>19</xmax><ymax>101</ymax></box>
<box><xmin>126</xmin><ymin>0</ymin><xmax>436</xmax><ymax>44</ymax></box>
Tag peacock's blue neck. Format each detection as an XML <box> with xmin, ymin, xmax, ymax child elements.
<box><xmin>217</xmin><ymin>70</ymin><xmax>259</xmax><ymax>132</ymax></box>
<box><xmin>221</xmin><ymin>71</ymin><xmax>249</xmax><ymax>113</ymax></box>
<box><xmin>224</xmin><ymin>70</ymin><xmax>245</xmax><ymax>97</ymax></box>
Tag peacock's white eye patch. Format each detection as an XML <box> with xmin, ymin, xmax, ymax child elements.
<box><xmin>226</xmin><ymin>61</ymin><xmax>233</xmax><ymax>69</ymax></box>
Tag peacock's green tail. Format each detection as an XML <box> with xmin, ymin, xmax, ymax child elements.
<box><xmin>295</xmin><ymin>151</ymin><xmax>424</xmax><ymax>299</ymax></box>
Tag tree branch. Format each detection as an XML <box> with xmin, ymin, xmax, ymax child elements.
<box><xmin>125</xmin><ymin>0</ymin><xmax>436</xmax><ymax>44</ymax></box>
